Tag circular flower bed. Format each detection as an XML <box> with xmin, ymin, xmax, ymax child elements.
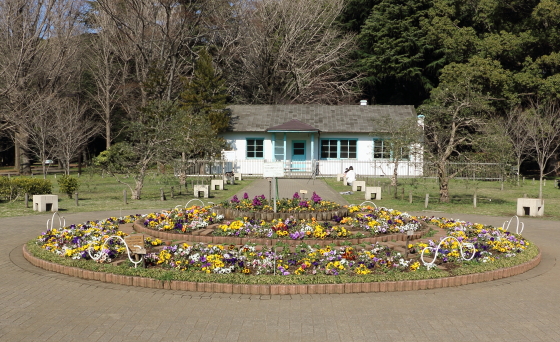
<box><xmin>30</xmin><ymin>201</ymin><xmax>536</xmax><ymax>280</ymax></box>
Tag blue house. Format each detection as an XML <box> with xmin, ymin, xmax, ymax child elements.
<box><xmin>221</xmin><ymin>104</ymin><xmax>423</xmax><ymax>176</ymax></box>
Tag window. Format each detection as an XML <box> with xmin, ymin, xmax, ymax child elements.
<box><xmin>340</xmin><ymin>140</ymin><xmax>357</xmax><ymax>158</ymax></box>
<box><xmin>246</xmin><ymin>139</ymin><xmax>264</xmax><ymax>158</ymax></box>
<box><xmin>373</xmin><ymin>140</ymin><xmax>390</xmax><ymax>159</ymax></box>
<box><xmin>373</xmin><ymin>139</ymin><xmax>411</xmax><ymax>160</ymax></box>
<box><xmin>321</xmin><ymin>140</ymin><xmax>337</xmax><ymax>158</ymax></box>
<box><xmin>320</xmin><ymin>139</ymin><xmax>356</xmax><ymax>159</ymax></box>
<box><xmin>400</xmin><ymin>147</ymin><xmax>410</xmax><ymax>160</ymax></box>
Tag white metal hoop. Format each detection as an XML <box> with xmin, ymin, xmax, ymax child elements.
<box><xmin>420</xmin><ymin>236</ymin><xmax>476</xmax><ymax>269</ymax></box>
<box><xmin>185</xmin><ymin>199</ymin><xmax>205</xmax><ymax>208</ymax></box>
<box><xmin>359</xmin><ymin>201</ymin><xmax>378</xmax><ymax>208</ymax></box>
<box><xmin>503</xmin><ymin>216</ymin><xmax>524</xmax><ymax>235</ymax></box>
<box><xmin>87</xmin><ymin>235</ymin><xmax>144</xmax><ymax>268</ymax></box>
<box><xmin>46</xmin><ymin>211</ymin><xmax>66</xmax><ymax>231</ymax></box>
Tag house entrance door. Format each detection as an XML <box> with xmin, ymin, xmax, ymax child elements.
<box><xmin>292</xmin><ymin>141</ymin><xmax>306</xmax><ymax>171</ymax></box>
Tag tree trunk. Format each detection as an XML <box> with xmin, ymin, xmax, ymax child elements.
<box><xmin>21</xmin><ymin>151</ymin><xmax>32</xmax><ymax>175</ymax></box>
<box><xmin>15</xmin><ymin>130</ymin><xmax>32</xmax><ymax>175</ymax></box>
<box><xmin>132</xmin><ymin>162</ymin><xmax>149</xmax><ymax>200</ymax></box>
<box><xmin>14</xmin><ymin>139</ymin><xmax>21</xmax><ymax>174</ymax></box>
<box><xmin>391</xmin><ymin>162</ymin><xmax>398</xmax><ymax>186</ymax></box>
<box><xmin>539</xmin><ymin>169</ymin><xmax>544</xmax><ymax>199</ymax></box>
<box><xmin>105</xmin><ymin>108</ymin><xmax>111</xmax><ymax>150</ymax></box>
<box><xmin>437</xmin><ymin>164</ymin><xmax>450</xmax><ymax>203</ymax></box>
<box><xmin>516</xmin><ymin>160</ymin><xmax>521</xmax><ymax>187</ymax></box>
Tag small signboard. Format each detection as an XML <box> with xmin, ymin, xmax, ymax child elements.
<box><xmin>263</xmin><ymin>162</ymin><xmax>285</xmax><ymax>178</ymax></box>
<box><xmin>124</xmin><ymin>234</ymin><xmax>146</xmax><ymax>254</ymax></box>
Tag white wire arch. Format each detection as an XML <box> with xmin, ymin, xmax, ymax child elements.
<box><xmin>185</xmin><ymin>199</ymin><xmax>205</xmax><ymax>208</ymax></box>
<box><xmin>87</xmin><ymin>235</ymin><xmax>144</xmax><ymax>268</ymax></box>
<box><xmin>46</xmin><ymin>211</ymin><xmax>66</xmax><ymax>231</ymax></box>
<box><xmin>503</xmin><ymin>216</ymin><xmax>524</xmax><ymax>235</ymax></box>
<box><xmin>420</xmin><ymin>236</ymin><xmax>476</xmax><ymax>269</ymax></box>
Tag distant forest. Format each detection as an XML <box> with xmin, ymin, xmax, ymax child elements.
<box><xmin>1</xmin><ymin>0</ymin><xmax>559</xmax><ymax>183</ymax></box>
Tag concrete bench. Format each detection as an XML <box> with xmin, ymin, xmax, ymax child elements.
<box><xmin>33</xmin><ymin>195</ymin><xmax>58</xmax><ymax>212</ymax></box>
<box><xmin>336</xmin><ymin>174</ymin><xmax>345</xmax><ymax>182</ymax></box>
<box><xmin>352</xmin><ymin>181</ymin><xmax>366</xmax><ymax>192</ymax></box>
<box><xmin>234</xmin><ymin>173</ymin><xmax>242</xmax><ymax>181</ymax></box>
<box><xmin>194</xmin><ymin>185</ymin><xmax>210</xmax><ymax>198</ymax></box>
<box><xmin>211</xmin><ymin>179</ymin><xmax>224</xmax><ymax>190</ymax></box>
<box><xmin>365</xmin><ymin>187</ymin><xmax>382</xmax><ymax>200</ymax></box>
<box><xmin>517</xmin><ymin>198</ymin><xmax>544</xmax><ymax>217</ymax></box>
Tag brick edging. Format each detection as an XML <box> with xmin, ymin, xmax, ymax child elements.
<box><xmin>22</xmin><ymin>245</ymin><xmax>542</xmax><ymax>294</ymax></box>
<box><xmin>133</xmin><ymin>221</ymin><xmax>426</xmax><ymax>247</ymax></box>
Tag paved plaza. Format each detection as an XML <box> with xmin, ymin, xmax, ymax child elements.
<box><xmin>1</xmin><ymin>179</ymin><xmax>560</xmax><ymax>341</ymax></box>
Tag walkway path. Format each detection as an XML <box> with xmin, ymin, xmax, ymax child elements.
<box><xmin>1</xmin><ymin>182</ymin><xmax>560</xmax><ymax>341</ymax></box>
<box><xmin>233</xmin><ymin>178</ymin><xmax>349</xmax><ymax>205</ymax></box>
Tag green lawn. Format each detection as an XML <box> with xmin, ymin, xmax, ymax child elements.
<box><xmin>324</xmin><ymin>176</ymin><xmax>560</xmax><ymax>220</ymax></box>
<box><xmin>2</xmin><ymin>167</ymin><xmax>560</xmax><ymax>220</ymax></box>
<box><xmin>0</xmin><ymin>168</ymin><xmax>250</xmax><ymax>218</ymax></box>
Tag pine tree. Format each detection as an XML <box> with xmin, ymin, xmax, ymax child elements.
<box><xmin>180</xmin><ymin>49</ymin><xmax>229</xmax><ymax>133</ymax></box>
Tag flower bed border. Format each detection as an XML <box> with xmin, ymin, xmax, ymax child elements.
<box><xmin>133</xmin><ymin>220</ymin><xmax>427</xmax><ymax>247</ymax></box>
<box><xmin>22</xmin><ymin>244</ymin><xmax>541</xmax><ymax>293</ymax></box>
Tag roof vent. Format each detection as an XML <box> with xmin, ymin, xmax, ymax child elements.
<box><xmin>360</xmin><ymin>100</ymin><xmax>368</xmax><ymax>106</ymax></box>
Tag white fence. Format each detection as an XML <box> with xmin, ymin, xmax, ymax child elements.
<box><xmin>178</xmin><ymin>159</ymin><xmax>424</xmax><ymax>177</ymax></box>
<box><xmin>177</xmin><ymin>159</ymin><xmax>508</xmax><ymax>180</ymax></box>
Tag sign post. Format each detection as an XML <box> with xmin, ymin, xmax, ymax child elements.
<box><xmin>263</xmin><ymin>162</ymin><xmax>285</xmax><ymax>213</ymax></box>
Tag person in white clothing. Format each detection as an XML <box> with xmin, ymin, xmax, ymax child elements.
<box><xmin>345</xmin><ymin>166</ymin><xmax>355</xmax><ymax>185</ymax></box>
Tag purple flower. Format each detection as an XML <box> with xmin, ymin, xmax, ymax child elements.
<box><xmin>299</xmin><ymin>201</ymin><xmax>308</xmax><ymax>208</ymax></box>
<box><xmin>231</xmin><ymin>195</ymin><xmax>240</xmax><ymax>203</ymax></box>
<box><xmin>243</xmin><ymin>192</ymin><xmax>249</xmax><ymax>199</ymax></box>
<box><xmin>293</xmin><ymin>192</ymin><xmax>300</xmax><ymax>199</ymax></box>
<box><xmin>289</xmin><ymin>232</ymin><xmax>304</xmax><ymax>240</ymax></box>
<box><xmin>252</xmin><ymin>197</ymin><xmax>262</xmax><ymax>206</ymax></box>
<box><xmin>311</xmin><ymin>192</ymin><xmax>321</xmax><ymax>203</ymax></box>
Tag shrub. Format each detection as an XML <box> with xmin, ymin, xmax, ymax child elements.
<box><xmin>0</xmin><ymin>177</ymin><xmax>52</xmax><ymax>201</ymax></box>
<box><xmin>57</xmin><ymin>175</ymin><xmax>79</xmax><ymax>199</ymax></box>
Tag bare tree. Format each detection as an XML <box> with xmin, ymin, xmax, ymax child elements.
<box><xmin>84</xmin><ymin>10</ymin><xmax>131</xmax><ymax>150</ymax></box>
<box><xmin>92</xmin><ymin>0</ymin><xmax>231</xmax><ymax>107</ymax></box>
<box><xmin>524</xmin><ymin>99</ymin><xmax>560</xmax><ymax>199</ymax></box>
<box><xmin>226</xmin><ymin>0</ymin><xmax>359</xmax><ymax>104</ymax></box>
<box><xmin>93</xmin><ymin>101</ymin><xmax>184</xmax><ymax>199</ymax></box>
<box><xmin>0</xmin><ymin>0</ymin><xmax>86</xmax><ymax>173</ymax></box>
<box><xmin>420</xmin><ymin>75</ymin><xmax>490</xmax><ymax>203</ymax></box>
<box><xmin>14</xmin><ymin>94</ymin><xmax>58</xmax><ymax>178</ymax></box>
<box><xmin>504</xmin><ymin>106</ymin><xmax>532</xmax><ymax>186</ymax></box>
<box><xmin>51</xmin><ymin>99</ymin><xmax>101</xmax><ymax>175</ymax></box>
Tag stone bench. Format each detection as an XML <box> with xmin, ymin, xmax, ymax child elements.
<box><xmin>336</xmin><ymin>174</ymin><xmax>345</xmax><ymax>182</ymax></box>
<box><xmin>194</xmin><ymin>185</ymin><xmax>210</xmax><ymax>198</ymax></box>
<box><xmin>517</xmin><ymin>198</ymin><xmax>544</xmax><ymax>217</ymax></box>
<box><xmin>352</xmin><ymin>181</ymin><xmax>366</xmax><ymax>192</ymax></box>
<box><xmin>33</xmin><ymin>195</ymin><xmax>58</xmax><ymax>212</ymax></box>
<box><xmin>211</xmin><ymin>179</ymin><xmax>224</xmax><ymax>190</ymax></box>
<box><xmin>365</xmin><ymin>187</ymin><xmax>382</xmax><ymax>200</ymax></box>
<box><xmin>234</xmin><ymin>173</ymin><xmax>242</xmax><ymax>181</ymax></box>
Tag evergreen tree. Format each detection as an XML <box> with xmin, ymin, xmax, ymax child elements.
<box><xmin>356</xmin><ymin>0</ymin><xmax>440</xmax><ymax>105</ymax></box>
<box><xmin>180</xmin><ymin>49</ymin><xmax>230</xmax><ymax>133</ymax></box>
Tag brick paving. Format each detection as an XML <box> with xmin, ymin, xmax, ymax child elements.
<box><xmin>1</xmin><ymin>183</ymin><xmax>560</xmax><ymax>341</ymax></box>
